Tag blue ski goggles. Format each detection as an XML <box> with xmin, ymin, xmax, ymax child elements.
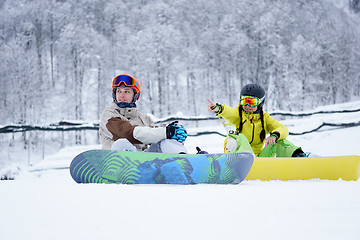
<box><xmin>112</xmin><ymin>75</ymin><xmax>139</xmax><ymax>89</ymax></box>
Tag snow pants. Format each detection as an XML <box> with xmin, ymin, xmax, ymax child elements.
<box><xmin>258</xmin><ymin>139</ymin><xmax>302</xmax><ymax>157</ymax></box>
<box><xmin>111</xmin><ymin>138</ymin><xmax>188</xmax><ymax>154</ymax></box>
<box><xmin>232</xmin><ymin>134</ymin><xmax>302</xmax><ymax>157</ymax></box>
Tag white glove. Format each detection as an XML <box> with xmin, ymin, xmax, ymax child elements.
<box><xmin>225</xmin><ymin>136</ymin><xmax>238</xmax><ymax>153</ymax></box>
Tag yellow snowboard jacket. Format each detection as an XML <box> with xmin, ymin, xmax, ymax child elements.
<box><xmin>218</xmin><ymin>104</ymin><xmax>289</xmax><ymax>156</ymax></box>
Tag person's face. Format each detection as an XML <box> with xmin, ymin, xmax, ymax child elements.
<box><xmin>243</xmin><ymin>105</ymin><xmax>258</xmax><ymax>112</ymax></box>
<box><xmin>116</xmin><ymin>87</ymin><xmax>134</xmax><ymax>103</ymax></box>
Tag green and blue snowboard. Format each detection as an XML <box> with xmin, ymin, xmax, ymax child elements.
<box><xmin>69</xmin><ymin>150</ymin><xmax>254</xmax><ymax>184</ymax></box>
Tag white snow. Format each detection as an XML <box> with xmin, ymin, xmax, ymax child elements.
<box><xmin>1</xmin><ymin>101</ymin><xmax>360</xmax><ymax>240</ymax></box>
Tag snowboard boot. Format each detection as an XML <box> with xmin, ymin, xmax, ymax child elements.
<box><xmin>292</xmin><ymin>149</ymin><xmax>309</xmax><ymax>157</ymax></box>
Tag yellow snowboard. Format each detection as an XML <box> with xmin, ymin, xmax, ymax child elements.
<box><xmin>245</xmin><ymin>155</ymin><xmax>360</xmax><ymax>181</ymax></box>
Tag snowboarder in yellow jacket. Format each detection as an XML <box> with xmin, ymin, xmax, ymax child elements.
<box><xmin>208</xmin><ymin>83</ymin><xmax>307</xmax><ymax>157</ymax></box>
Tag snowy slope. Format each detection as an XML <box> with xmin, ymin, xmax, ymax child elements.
<box><xmin>1</xmin><ymin>101</ymin><xmax>360</xmax><ymax>240</ymax></box>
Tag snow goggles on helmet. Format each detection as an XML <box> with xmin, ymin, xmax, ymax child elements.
<box><xmin>240</xmin><ymin>95</ymin><xmax>261</xmax><ymax>107</ymax></box>
<box><xmin>112</xmin><ymin>75</ymin><xmax>139</xmax><ymax>89</ymax></box>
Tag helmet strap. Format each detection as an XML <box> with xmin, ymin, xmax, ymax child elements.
<box><xmin>133</xmin><ymin>92</ymin><xmax>140</xmax><ymax>103</ymax></box>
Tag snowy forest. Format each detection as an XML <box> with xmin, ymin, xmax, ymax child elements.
<box><xmin>1</xmin><ymin>0</ymin><xmax>360</xmax><ymax>123</ymax></box>
<box><xmin>1</xmin><ymin>0</ymin><xmax>360</xmax><ymax>169</ymax></box>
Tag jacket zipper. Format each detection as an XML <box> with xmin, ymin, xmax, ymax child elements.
<box><xmin>249</xmin><ymin>119</ymin><xmax>255</xmax><ymax>144</ymax></box>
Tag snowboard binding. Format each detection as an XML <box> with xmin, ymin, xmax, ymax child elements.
<box><xmin>196</xmin><ymin>147</ymin><xmax>209</xmax><ymax>154</ymax></box>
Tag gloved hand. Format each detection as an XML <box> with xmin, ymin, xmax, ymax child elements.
<box><xmin>224</xmin><ymin>123</ymin><xmax>238</xmax><ymax>153</ymax></box>
<box><xmin>225</xmin><ymin>135</ymin><xmax>238</xmax><ymax>153</ymax></box>
<box><xmin>166</xmin><ymin>121</ymin><xmax>188</xmax><ymax>143</ymax></box>
<box><xmin>208</xmin><ymin>99</ymin><xmax>223</xmax><ymax>114</ymax></box>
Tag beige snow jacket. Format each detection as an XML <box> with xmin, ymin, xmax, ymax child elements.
<box><xmin>99</xmin><ymin>102</ymin><xmax>166</xmax><ymax>151</ymax></box>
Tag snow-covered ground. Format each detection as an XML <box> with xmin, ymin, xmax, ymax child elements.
<box><xmin>1</xmin><ymin>101</ymin><xmax>360</xmax><ymax>240</ymax></box>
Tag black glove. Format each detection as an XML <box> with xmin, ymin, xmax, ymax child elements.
<box><xmin>166</xmin><ymin>121</ymin><xmax>188</xmax><ymax>143</ymax></box>
<box><xmin>211</xmin><ymin>103</ymin><xmax>223</xmax><ymax>114</ymax></box>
